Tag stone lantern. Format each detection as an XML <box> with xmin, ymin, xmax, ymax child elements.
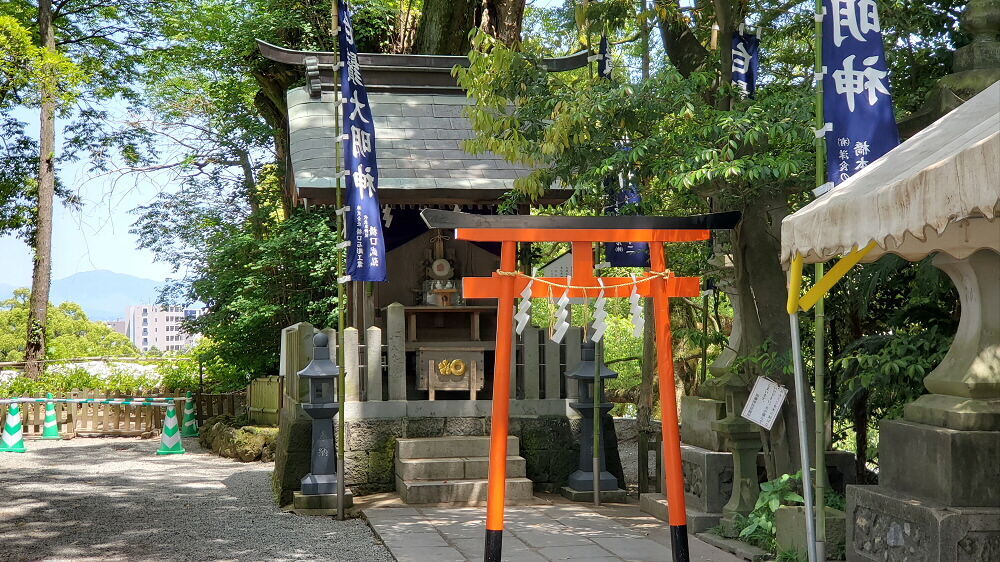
<box><xmin>294</xmin><ymin>332</ymin><xmax>353</xmax><ymax>511</ymax></box>
<box><xmin>561</xmin><ymin>340</ymin><xmax>626</xmax><ymax>502</ymax></box>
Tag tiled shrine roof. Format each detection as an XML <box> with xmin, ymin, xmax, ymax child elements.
<box><xmin>262</xmin><ymin>41</ymin><xmax>588</xmax><ymax>206</ymax></box>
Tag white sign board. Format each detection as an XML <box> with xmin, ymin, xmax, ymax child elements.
<box><xmin>741</xmin><ymin>376</ymin><xmax>788</xmax><ymax>430</ymax></box>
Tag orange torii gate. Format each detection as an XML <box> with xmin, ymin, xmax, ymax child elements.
<box><xmin>420</xmin><ymin>209</ymin><xmax>742</xmax><ymax>562</ymax></box>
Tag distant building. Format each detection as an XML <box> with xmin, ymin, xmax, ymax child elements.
<box><xmin>104</xmin><ymin>320</ymin><xmax>128</xmax><ymax>336</ymax></box>
<box><xmin>125</xmin><ymin>305</ymin><xmax>203</xmax><ymax>353</ymax></box>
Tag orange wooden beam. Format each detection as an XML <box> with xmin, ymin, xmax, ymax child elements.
<box><xmin>454</xmin><ymin>228</ymin><xmax>710</xmax><ymax>243</ymax></box>
<box><xmin>463</xmin><ymin>275</ymin><xmax>700</xmax><ymax>299</ymax></box>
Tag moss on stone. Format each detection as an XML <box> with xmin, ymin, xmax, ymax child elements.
<box><xmin>197</xmin><ymin>416</ymin><xmax>278</xmax><ymax>464</ymax></box>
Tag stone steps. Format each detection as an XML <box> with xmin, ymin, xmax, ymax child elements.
<box><xmin>396</xmin><ymin>456</ymin><xmax>526</xmax><ymax>480</ymax></box>
<box><xmin>395</xmin><ymin>436</ymin><xmax>534</xmax><ymax>505</ymax></box>
<box><xmin>396</xmin><ymin>435</ymin><xmax>518</xmax><ymax>459</ymax></box>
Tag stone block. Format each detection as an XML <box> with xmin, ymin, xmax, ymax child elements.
<box><xmin>614</xmin><ymin>417</ymin><xmax>638</xmax><ymax>441</ymax></box>
<box><xmin>517</xmin><ymin>416</ymin><xmax>573</xmax><ymax>452</ymax></box>
<box><xmin>509</xmin><ymin>399</ymin><xmax>572</xmax><ymax>417</ymax></box>
<box><xmin>271</xmin><ymin>404</ymin><xmax>314</xmax><ymax>506</ymax></box>
<box><xmin>396</xmin><ymin>457</ymin><xmax>466</xmax><ymax>480</ymax></box>
<box><xmin>292</xmin><ymin>490</ymin><xmax>354</xmax><ymax>514</ymax></box>
<box><xmin>346</xmin><ymin>418</ymin><xmax>403</xmax><ymax>451</ymax></box>
<box><xmin>405</xmin><ymin>417</ymin><xmax>446</xmax><ymax>438</ymax></box>
<box><xmin>444</xmin><ymin>417</ymin><xmax>485</xmax><ymax>436</ymax></box>
<box><xmin>396</xmin><ymin>476</ymin><xmax>534</xmax><ymax>505</ymax></box>
<box><xmin>405</xmin><ymin>400</ymin><xmax>491</xmax><ymax>418</ymax></box>
<box><xmin>396</xmin><ymin>435</ymin><xmax>518</xmax><ymax>459</ymax></box>
<box><xmin>825</xmin><ymin>449</ymin><xmax>858</xmax><ymax>493</ymax></box>
<box><xmin>344</xmin><ymin>400</ymin><xmax>407</xmax><ymax>419</ymax></box>
<box><xmin>878</xmin><ymin>419</ymin><xmax>1000</xmax><ymax>507</ymax></box>
<box><xmin>463</xmin><ymin>456</ymin><xmax>525</xmax><ymax>479</ymax></box>
<box><xmin>695</xmin><ymin>531</ymin><xmax>771</xmax><ymax>562</ymax></box>
<box><xmin>847</xmin><ymin>484</ymin><xmax>1000</xmax><ymax>562</ymax></box>
<box><xmin>639</xmin><ymin>493</ymin><xmax>722</xmax><ymax>534</ymax></box>
<box><xmin>344</xmin><ymin>450</ymin><xmax>369</xmax><ymax>485</ymax></box>
<box><xmin>559</xmin><ymin>486</ymin><xmax>628</xmax><ymax>503</ymax></box>
<box><xmin>775</xmin><ymin>506</ymin><xmax>846</xmax><ymax>560</ymax></box>
<box><xmin>368</xmin><ymin>449</ymin><xmax>396</xmax><ymax>485</ymax></box>
<box><xmin>680</xmin><ymin>395</ymin><xmax>727</xmax><ymax>451</ymax></box>
<box><xmin>681</xmin><ymin>444</ymin><xmax>733</xmax><ymax>514</ymax></box>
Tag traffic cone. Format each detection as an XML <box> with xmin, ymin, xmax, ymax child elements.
<box><xmin>41</xmin><ymin>393</ymin><xmax>60</xmax><ymax>439</ymax></box>
<box><xmin>1</xmin><ymin>403</ymin><xmax>27</xmax><ymax>453</ymax></box>
<box><xmin>180</xmin><ymin>391</ymin><xmax>198</xmax><ymax>437</ymax></box>
<box><xmin>155</xmin><ymin>404</ymin><xmax>186</xmax><ymax>455</ymax></box>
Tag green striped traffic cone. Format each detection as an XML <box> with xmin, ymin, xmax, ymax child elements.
<box><xmin>1</xmin><ymin>403</ymin><xmax>27</xmax><ymax>453</ymax></box>
<box><xmin>180</xmin><ymin>391</ymin><xmax>198</xmax><ymax>437</ymax></box>
<box><xmin>156</xmin><ymin>404</ymin><xmax>186</xmax><ymax>455</ymax></box>
<box><xmin>41</xmin><ymin>393</ymin><xmax>60</xmax><ymax>439</ymax></box>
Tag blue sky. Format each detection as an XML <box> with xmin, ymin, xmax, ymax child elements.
<box><xmin>0</xmin><ymin>107</ymin><xmax>176</xmax><ymax>288</ymax></box>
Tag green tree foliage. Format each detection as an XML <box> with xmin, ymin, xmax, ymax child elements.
<box><xmin>457</xmin><ymin>0</ymin><xmax>963</xmax><ymax>477</ymax></box>
<box><xmin>0</xmin><ymin>289</ymin><xmax>136</xmax><ymax>361</ymax></box>
<box><xmin>132</xmin><ymin>166</ymin><xmax>341</xmax><ymax>377</ymax></box>
<box><xmin>0</xmin><ymin>13</ymin><xmax>84</xmax><ymax>237</ymax></box>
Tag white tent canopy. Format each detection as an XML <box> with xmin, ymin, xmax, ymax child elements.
<box><xmin>781</xmin><ymin>81</ymin><xmax>1000</xmax><ymax>266</ymax></box>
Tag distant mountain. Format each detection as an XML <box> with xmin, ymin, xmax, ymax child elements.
<box><xmin>0</xmin><ymin>271</ymin><xmax>165</xmax><ymax>321</ymax></box>
<box><xmin>51</xmin><ymin>270</ymin><xmax>164</xmax><ymax>321</ymax></box>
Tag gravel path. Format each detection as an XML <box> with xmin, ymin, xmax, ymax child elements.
<box><xmin>0</xmin><ymin>437</ymin><xmax>392</xmax><ymax>562</ymax></box>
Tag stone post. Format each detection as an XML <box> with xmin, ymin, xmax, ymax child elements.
<box><xmin>523</xmin><ymin>327</ymin><xmax>540</xmax><ymax>400</ymax></box>
<box><xmin>565</xmin><ymin>326</ymin><xmax>583</xmax><ymax>399</ymax></box>
<box><xmin>343</xmin><ymin>328</ymin><xmax>361</xmax><ymax>402</ymax></box>
<box><xmin>712</xmin><ymin>382</ymin><xmax>761</xmax><ymax>537</ymax></box>
<box><xmin>366</xmin><ymin>326</ymin><xmax>382</xmax><ymax>401</ymax></box>
<box><xmin>386</xmin><ymin>302</ymin><xmax>406</xmax><ymax>400</ymax></box>
<box><xmin>273</xmin><ymin>322</ymin><xmax>318</xmax><ymax>506</ymax></box>
<box><xmin>544</xmin><ymin>335</ymin><xmax>561</xmax><ymax>399</ymax></box>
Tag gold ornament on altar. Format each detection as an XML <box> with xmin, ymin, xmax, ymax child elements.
<box><xmin>436</xmin><ymin>359</ymin><xmax>467</xmax><ymax>376</ymax></box>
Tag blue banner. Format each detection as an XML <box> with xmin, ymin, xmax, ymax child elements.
<box><xmin>339</xmin><ymin>0</ymin><xmax>386</xmax><ymax>282</ymax></box>
<box><xmin>731</xmin><ymin>31</ymin><xmax>759</xmax><ymax>98</ymax></box>
<box><xmin>596</xmin><ymin>36</ymin><xmax>649</xmax><ymax>267</ymax></box>
<box><xmin>822</xmin><ymin>0</ymin><xmax>899</xmax><ymax>185</ymax></box>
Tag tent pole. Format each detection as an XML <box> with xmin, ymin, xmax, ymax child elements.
<box><xmin>790</xmin><ymin>313</ymin><xmax>818</xmax><ymax>562</ymax></box>
<box><xmin>788</xmin><ymin>256</ymin><xmax>817</xmax><ymax>562</ymax></box>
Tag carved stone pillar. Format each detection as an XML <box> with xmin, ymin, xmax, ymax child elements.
<box><xmin>905</xmin><ymin>250</ymin><xmax>1000</xmax><ymax>430</ymax></box>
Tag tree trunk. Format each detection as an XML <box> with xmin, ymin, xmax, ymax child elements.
<box><xmin>252</xmin><ymin>68</ymin><xmax>295</xmax><ymax>216</ymax></box>
<box><xmin>638</xmin><ymin>297</ymin><xmax>656</xmax><ymax>432</ymax></box>
<box><xmin>412</xmin><ymin>0</ymin><xmax>479</xmax><ymax>55</ymax></box>
<box><xmin>732</xmin><ymin>191</ymin><xmax>815</xmax><ymax>479</ymax></box>
<box><xmin>238</xmin><ymin>149</ymin><xmax>264</xmax><ymax>239</ymax></box>
<box><xmin>480</xmin><ymin>0</ymin><xmax>525</xmax><ymax>48</ymax></box>
<box><xmin>24</xmin><ymin>0</ymin><xmax>57</xmax><ymax>380</ymax></box>
<box><xmin>654</xmin><ymin>0</ymin><xmax>709</xmax><ymax>77</ymax></box>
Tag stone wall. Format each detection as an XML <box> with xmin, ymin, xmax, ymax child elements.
<box><xmin>343</xmin><ymin>413</ymin><xmax>586</xmax><ymax>496</ymax></box>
